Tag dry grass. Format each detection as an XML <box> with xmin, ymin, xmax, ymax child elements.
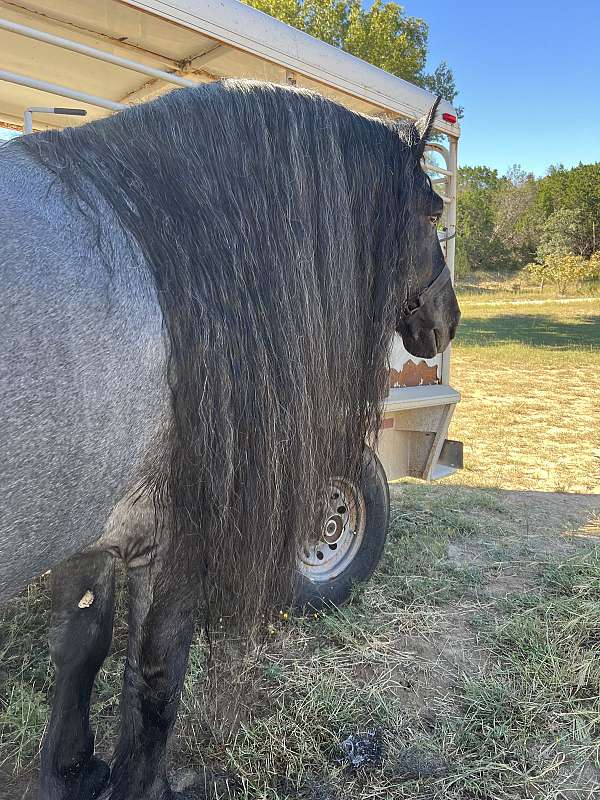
<box><xmin>448</xmin><ymin>294</ymin><xmax>600</xmax><ymax>493</ymax></box>
<box><xmin>1</xmin><ymin>293</ymin><xmax>600</xmax><ymax>799</ymax></box>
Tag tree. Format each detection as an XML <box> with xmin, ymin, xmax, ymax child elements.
<box><xmin>455</xmin><ymin>185</ymin><xmax>513</xmax><ymax>275</ymax></box>
<box><xmin>455</xmin><ymin>163</ymin><xmax>600</xmax><ymax>279</ymax></box>
<box><xmin>537</xmin><ymin>162</ymin><xmax>600</xmax><ymax>256</ymax></box>
<box><xmin>243</xmin><ymin>0</ymin><xmax>459</xmax><ymax>105</ymax></box>
<box><xmin>536</xmin><ymin>208</ymin><xmax>589</xmax><ymax>262</ymax></box>
<box><xmin>422</xmin><ymin>61</ymin><xmax>460</xmax><ymax>112</ymax></box>
<box><xmin>243</xmin><ymin>0</ymin><xmax>348</xmax><ymax>45</ymax></box>
<box><xmin>344</xmin><ymin>1</ymin><xmax>427</xmax><ymax>84</ymax></box>
<box><xmin>457</xmin><ymin>166</ymin><xmax>501</xmax><ymax>194</ymax></box>
<box><xmin>527</xmin><ymin>208</ymin><xmax>599</xmax><ymax>293</ymax></box>
<box><xmin>455</xmin><ymin>165</ymin><xmax>527</xmax><ymax>275</ymax></box>
<box><xmin>493</xmin><ymin>165</ymin><xmax>540</xmax><ymax>263</ymax></box>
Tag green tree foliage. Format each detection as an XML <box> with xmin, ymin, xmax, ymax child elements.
<box><xmin>242</xmin><ymin>0</ymin><xmax>459</xmax><ymax>104</ymax></box>
<box><xmin>524</xmin><ymin>209</ymin><xmax>599</xmax><ymax>293</ymax></box>
<box><xmin>456</xmin><ymin>161</ymin><xmax>600</xmax><ymax>279</ymax></box>
<box><xmin>343</xmin><ymin>1</ymin><xmax>427</xmax><ymax>84</ymax></box>
<box><xmin>493</xmin><ymin>166</ymin><xmax>540</xmax><ymax>261</ymax></box>
<box><xmin>422</xmin><ymin>61</ymin><xmax>458</xmax><ymax>108</ymax></box>
<box><xmin>537</xmin><ymin>209</ymin><xmax>589</xmax><ymax>261</ymax></box>
<box><xmin>457</xmin><ymin>166</ymin><xmax>502</xmax><ymax>193</ymax></box>
<box><xmin>536</xmin><ymin>163</ymin><xmax>600</xmax><ymax>256</ymax></box>
<box><xmin>455</xmin><ymin>181</ymin><xmax>512</xmax><ymax>276</ymax></box>
<box><xmin>455</xmin><ymin>166</ymin><xmax>536</xmax><ymax>275</ymax></box>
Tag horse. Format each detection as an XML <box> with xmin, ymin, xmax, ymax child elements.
<box><xmin>0</xmin><ymin>79</ymin><xmax>460</xmax><ymax>800</ymax></box>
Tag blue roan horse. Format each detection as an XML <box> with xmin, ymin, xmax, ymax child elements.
<box><xmin>0</xmin><ymin>80</ymin><xmax>460</xmax><ymax>800</ymax></box>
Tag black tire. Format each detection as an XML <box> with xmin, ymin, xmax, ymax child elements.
<box><xmin>293</xmin><ymin>447</ymin><xmax>390</xmax><ymax>611</ymax></box>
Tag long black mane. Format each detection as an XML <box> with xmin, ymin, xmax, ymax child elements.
<box><xmin>21</xmin><ymin>80</ymin><xmax>422</xmax><ymax>632</ymax></box>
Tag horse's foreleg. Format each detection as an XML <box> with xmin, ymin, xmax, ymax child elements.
<box><xmin>39</xmin><ymin>552</ymin><xmax>116</xmax><ymax>800</ymax></box>
<box><xmin>109</xmin><ymin>561</ymin><xmax>195</xmax><ymax>800</ymax></box>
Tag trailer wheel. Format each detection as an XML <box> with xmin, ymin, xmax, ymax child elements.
<box><xmin>293</xmin><ymin>447</ymin><xmax>390</xmax><ymax>611</ymax></box>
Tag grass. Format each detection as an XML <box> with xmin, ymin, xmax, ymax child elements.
<box><xmin>1</xmin><ymin>290</ymin><xmax>599</xmax><ymax>798</ymax></box>
<box><xmin>447</xmin><ymin>294</ymin><xmax>600</xmax><ymax>493</ymax></box>
<box><xmin>445</xmin><ymin>550</ymin><xmax>600</xmax><ymax>799</ymax></box>
<box><xmin>455</xmin><ymin>271</ymin><xmax>600</xmax><ymax>302</ymax></box>
<box><xmin>0</xmin><ymin>583</ymin><xmax>51</xmax><ymax>774</ymax></box>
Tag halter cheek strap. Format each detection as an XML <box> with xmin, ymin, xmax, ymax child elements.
<box><xmin>402</xmin><ymin>263</ymin><xmax>452</xmax><ymax>319</ymax></box>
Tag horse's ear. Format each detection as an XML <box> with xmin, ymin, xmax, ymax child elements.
<box><xmin>416</xmin><ymin>96</ymin><xmax>442</xmax><ymax>157</ymax></box>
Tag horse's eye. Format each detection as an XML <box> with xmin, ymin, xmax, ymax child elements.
<box><xmin>429</xmin><ymin>215</ymin><xmax>440</xmax><ymax>225</ymax></box>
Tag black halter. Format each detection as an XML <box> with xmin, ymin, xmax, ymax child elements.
<box><xmin>401</xmin><ymin>263</ymin><xmax>452</xmax><ymax>319</ymax></box>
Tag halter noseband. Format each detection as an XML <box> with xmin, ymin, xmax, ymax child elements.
<box><xmin>401</xmin><ymin>263</ymin><xmax>452</xmax><ymax>320</ymax></box>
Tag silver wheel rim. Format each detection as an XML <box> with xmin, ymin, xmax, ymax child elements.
<box><xmin>298</xmin><ymin>478</ymin><xmax>366</xmax><ymax>582</ymax></box>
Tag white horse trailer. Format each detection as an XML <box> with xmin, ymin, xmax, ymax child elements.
<box><xmin>0</xmin><ymin>0</ymin><xmax>462</xmax><ymax>604</ymax></box>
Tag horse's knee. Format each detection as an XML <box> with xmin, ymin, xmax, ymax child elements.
<box><xmin>48</xmin><ymin>614</ymin><xmax>112</xmax><ymax>674</ymax></box>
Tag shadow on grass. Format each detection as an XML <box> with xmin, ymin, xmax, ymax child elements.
<box><xmin>457</xmin><ymin>314</ymin><xmax>600</xmax><ymax>349</ymax></box>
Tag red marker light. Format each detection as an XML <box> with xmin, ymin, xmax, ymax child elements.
<box><xmin>442</xmin><ymin>112</ymin><xmax>457</xmax><ymax>124</ymax></box>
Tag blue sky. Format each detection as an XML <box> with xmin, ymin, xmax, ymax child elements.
<box><xmin>403</xmin><ymin>0</ymin><xmax>599</xmax><ymax>177</ymax></box>
<box><xmin>3</xmin><ymin>1</ymin><xmax>597</xmax><ymax>177</ymax></box>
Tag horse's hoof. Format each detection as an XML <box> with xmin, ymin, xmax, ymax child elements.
<box><xmin>69</xmin><ymin>756</ymin><xmax>110</xmax><ymax>800</ymax></box>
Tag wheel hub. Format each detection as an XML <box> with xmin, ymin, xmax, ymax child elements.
<box><xmin>297</xmin><ymin>477</ymin><xmax>366</xmax><ymax>582</ymax></box>
<box><xmin>323</xmin><ymin>514</ymin><xmax>344</xmax><ymax>544</ymax></box>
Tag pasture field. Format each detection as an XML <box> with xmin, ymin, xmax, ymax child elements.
<box><xmin>1</xmin><ymin>293</ymin><xmax>599</xmax><ymax>799</ymax></box>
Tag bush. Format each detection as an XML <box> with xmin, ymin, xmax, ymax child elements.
<box><xmin>589</xmin><ymin>251</ymin><xmax>600</xmax><ymax>279</ymax></box>
<box><xmin>526</xmin><ymin>252</ymin><xmax>598</xmax><ymax>294</ymax></box>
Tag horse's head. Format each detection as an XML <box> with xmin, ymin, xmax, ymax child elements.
<box><xmin>395</xmin><ymin>100</ymin><xmax>461</xmax><ymax>359</ymax></box>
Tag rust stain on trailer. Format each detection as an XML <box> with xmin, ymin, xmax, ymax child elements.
<box><xmin>389</xmin><ymin>360</ymin><xmax>440</xmax><ymax>388</ymax></box>
<box><xmin>0</xmin><ymin>120</ymin><xmax>23</xmax><ymax>132</ymax></box>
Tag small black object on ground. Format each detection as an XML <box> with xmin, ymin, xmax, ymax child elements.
<box><xmin>338</xmin><ymin>728</ymin><xmax>383</xmax><ymax>770</ymax></box>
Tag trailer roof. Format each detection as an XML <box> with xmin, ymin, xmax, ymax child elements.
<box><xmin>0</xmin><ymin>0</ymin><xmax>460</xmax><ymax>136</ymax></box>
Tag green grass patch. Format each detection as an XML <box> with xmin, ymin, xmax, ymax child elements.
<box><xmin>458</xmin><ymin>309</ymin><xmax>600</xmax><ymax>352</ymax></box>
<box><xmin>434</xmin><ymin>549</ymin><xmax>600</xmax><ymax>799</ymax></box>
<box><xmin>0</xmin><ymin>581</ymin><xmax>51</xmax><ymax>770</ymax></box>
